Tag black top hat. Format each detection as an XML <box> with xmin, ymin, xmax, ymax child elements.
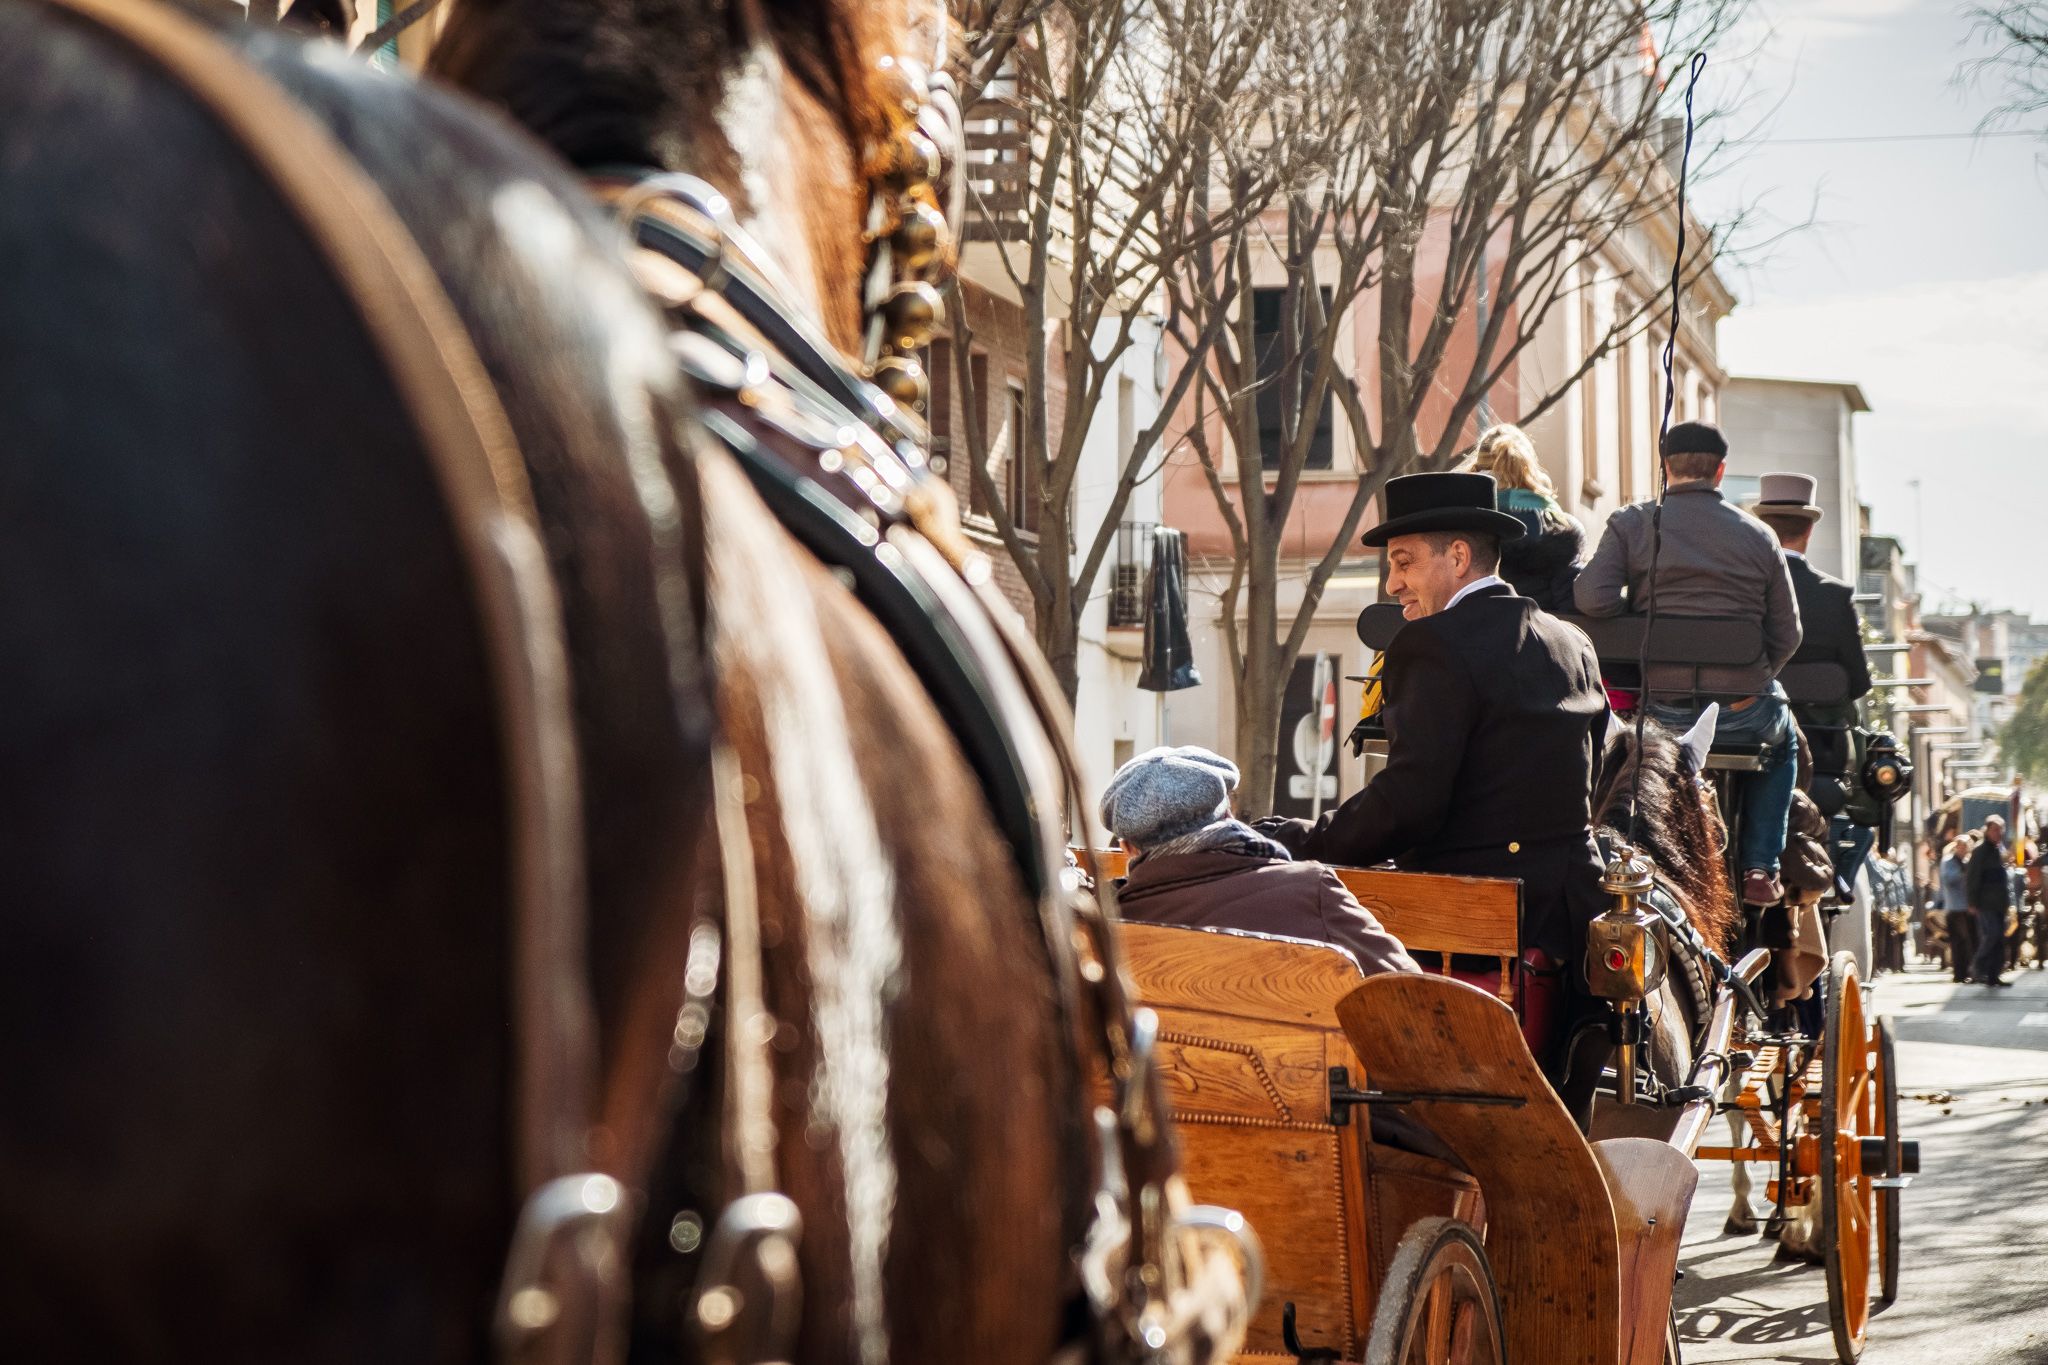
<box><xmin>1360</xmin><ymin>471</ymin><xmax>1527</xmax><ymax>548</ymax></box>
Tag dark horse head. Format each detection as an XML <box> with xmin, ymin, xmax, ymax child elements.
<box><xmin>431</xmin><ymin>0</ymin><xmax>918</xmax><ymax>355</ymax></box>
<box><xmin>1594</xmin><ymin>719</ymin><xmax>1740</xmax><ymax>955</ymax></box>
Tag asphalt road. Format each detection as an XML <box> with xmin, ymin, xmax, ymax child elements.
<box><xmin>1674</xmin><ymin>958</ymin><xmax>2048</xmax><ymax>1364</ymax></box>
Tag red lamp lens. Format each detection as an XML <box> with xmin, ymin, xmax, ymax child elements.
<box><xmin>1604</xmin><ymin>947</ymin><xmax>1627</xmax><ymax>972</ymax></box>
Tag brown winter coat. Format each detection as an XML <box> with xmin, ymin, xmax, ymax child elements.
<box><xmin>1115</xmin><ymin>850</ymin><xmax>1419</xmax><ymax>977</ymax></box>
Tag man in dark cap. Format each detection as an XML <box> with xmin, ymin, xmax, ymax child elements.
<box><xmin>1575</xmin><ymin>422</ymin><xmax>1804</xmax><ymax>907</ymax></box>
<box><xmin>1257</xmin><ymin>471</ymin><xmax>1613</xmax><ymax>995</ymax></box>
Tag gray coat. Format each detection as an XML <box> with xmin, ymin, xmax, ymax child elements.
<box><xmin>1573</xmin><ymin>483</ymin><xmax>1802</xmax><ymax>698</ymax></box>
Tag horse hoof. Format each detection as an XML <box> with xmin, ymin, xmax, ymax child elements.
<box><xmin>1772</xmin><ymin>1236</ymin><xmax>1823</xmax><ymax>1265</ymax></box>
<box><xmin>1724</xmin><ymin>1214</ymin><xmax>1758</xmax><ymax>1237</ymax></box>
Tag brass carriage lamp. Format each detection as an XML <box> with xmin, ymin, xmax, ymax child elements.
<box><xmin>1584</xmin><ymin>845</ymin><xmax>1669</xmax><ymax>1105</ymax></box>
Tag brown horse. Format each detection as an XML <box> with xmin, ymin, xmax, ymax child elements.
<box><xmin>0</xmin><ymin>3</ymin><xmax>1246</xmax><ymax>1362</ymax></box>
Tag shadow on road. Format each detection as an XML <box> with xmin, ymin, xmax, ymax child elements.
<box><xmin>1677</xmin><ymin>971</ymin><xmax>2048</xmax><ymax>1363</ymax></box>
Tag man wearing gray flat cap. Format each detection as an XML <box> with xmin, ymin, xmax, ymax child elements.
<box><xmin>1101</xmin><ymin>746</ymin><xmax>1418</xmax><ymax>978</ymax></box>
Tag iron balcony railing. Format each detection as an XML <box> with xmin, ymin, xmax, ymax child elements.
<box><xmin>1109</xmin><ymin>520</ymin><xmax>1158</xmax><ymax>628</ymax></box>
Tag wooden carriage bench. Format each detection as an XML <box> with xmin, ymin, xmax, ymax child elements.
<box><xmin>1091</xmin><ymin>849</ymin><xmax>1523</xmax><ymax>1003</ymax></box>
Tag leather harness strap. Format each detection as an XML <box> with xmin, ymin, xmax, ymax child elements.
<box><xmin>33</xmin><ymin>2</ymin><xmax>616</xmax><ymax>1359</ymax></box>
<box><xmin>609</xmin><ymin>171</ymin><xmax>1261</xmax><ymax>1365</ymax></box>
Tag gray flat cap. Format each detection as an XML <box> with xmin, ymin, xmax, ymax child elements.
<box><xmin>1100</xmin><ymin>746</ymin><xmax>1240</xmax><ymax>847</ymax></box>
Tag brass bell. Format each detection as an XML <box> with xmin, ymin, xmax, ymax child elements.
<box><xmin>890</xmin><ymin>200</ymin><xmax>948</xmax><ymax>275</ymax></box>
<box><xmin>878</xmin><ymin>128</ymin><xmax>941</xmax><ymax>194</ymax></box>
<box><xmin>871</xmin><ymin>354</ymin><xmax>927</xmax><ymax>409</ymax></box>
<box><xmin>881</xmin><ymin>281</ymin><xmax>942</xmax><ymax>351</ymax></box>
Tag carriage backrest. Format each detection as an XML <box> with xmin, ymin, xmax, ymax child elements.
<box><xmin>1118</xmin><ymin>923</ymin><xmax>1482</xmax><ymax>1364</ymax></box>
<box><xmin>1090</xmin><ymin>850</ymin><xmax>1521</xmax><ymax>1001</ymax></box>
<box><xmin>1359</xmin><ymin>601</ymin><xmax>1769</xmax><ymax>671</ymax></box>
<box><xmin>1558</xmin><ymin>612</ymin><xmax>1764</xmax><ymax>672</ymax></box>
<box><xmin>1778</xmin><ymin>660</ymin><xmax>1852</xmax><ymax>707</ymax></box>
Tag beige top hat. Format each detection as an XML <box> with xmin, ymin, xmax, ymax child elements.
<box><xmin>1749</xmin><ymin>471</ymin><xmax>1824</xmax><ymax>522</ymax></box>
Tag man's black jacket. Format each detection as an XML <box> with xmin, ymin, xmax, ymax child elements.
<box><xmin>1787</xmin><ymin>554</ymin><xmax>1872</xmax><ymax>707</ymax></box>
<box><xmin>1966</xmin><ymin>838</ymin><xmax>2014</xmax><ymax>914</ymax></box>
<box><xmin>1266</xmin><ymin>583</ymin><xmax>1611</xmax><ymax>960</ymax></box>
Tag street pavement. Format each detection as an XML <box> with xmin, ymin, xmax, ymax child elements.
<box><xmin>1674</xmin><ymin>957</ymin><xmax>2048</xmax><ymax>1364</ymax></box>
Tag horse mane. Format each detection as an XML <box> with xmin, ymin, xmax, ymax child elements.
<box><xmin>1595</xmin><ymin>719</ymin><xmax>1740</xmax><ymax>952</ymax></box>
<box><xmin>429</xmin><ymin>0</ymin><xmax>900</xmax><ymax>172</ymax></box>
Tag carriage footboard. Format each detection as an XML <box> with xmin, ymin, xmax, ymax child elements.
<box><xmin>1336</xmin><ymin>974</ymin><xmax>1621</xmax><ymax>1365</ymax></box>
<box><xmin>1593</xmin><ymin>1138</ymin><xmax>1698</xmax><ymax>1365</ymax></box>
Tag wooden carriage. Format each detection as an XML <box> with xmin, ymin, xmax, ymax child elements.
<box><xmin>1100</xmin><ymin>854</ymin><xmax>1755</xmax><ymax>1365</ymax></box>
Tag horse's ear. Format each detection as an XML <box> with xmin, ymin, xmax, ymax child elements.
<box><xmin>1677</xmin><ymin>704</ymin><xmax>1718</xmax><ymax>776</ymax></box>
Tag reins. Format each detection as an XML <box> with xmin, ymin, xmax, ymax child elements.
<box><xmin>1621</xmin><ymin>50</ymin><xmax>1709</xmax><ymax>853</ymax></box>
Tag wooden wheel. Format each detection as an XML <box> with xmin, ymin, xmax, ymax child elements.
<box><xmin>1364</xmin><ymin>1217</ymin><xmax>1504</xmax><ymax>1365</ymax></box>
<box><xmin>1820</xmin><ymin>953</ymin><xmax>1876</xmax><ymax>1363</ymax></box>
<box><xmin>1876</xmin><ymin>1016</ymin><xmax>1902</xmax><ymax>1305</ymax></box>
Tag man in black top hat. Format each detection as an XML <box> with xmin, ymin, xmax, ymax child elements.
<box><xmin>1259</xmin><ymin>471</ymin><xmax>1612</xmax><ymax>977</ymax></box>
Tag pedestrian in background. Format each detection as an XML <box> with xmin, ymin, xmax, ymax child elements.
<box><xmin>1967</xmin><ymin>817</ymin><xmax>2014</xmax><ymax>988</ymax></box>
<box><xmin>1941</xmin><ymin>836</ymin><xmax>1976</xmax><ymax>983</ymax></box>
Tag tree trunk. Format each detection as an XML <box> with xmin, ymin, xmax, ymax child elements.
<box><xmin>1235</xmin><ymin>545</ymin><xmax>1285</xmax><ymax>818</ymax></box>
<box><xmin>1039</xmin><ymin>541</ymin><xmax>1082</xmax><ymax>705</ymax></box>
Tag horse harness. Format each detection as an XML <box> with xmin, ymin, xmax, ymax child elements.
<box><xmin>593</xmin><ymin>160</ymin><xmax>1259</xmax><ymax>1365</ymax></box>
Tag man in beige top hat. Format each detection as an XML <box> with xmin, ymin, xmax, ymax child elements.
<box><xmin>1747</xmin><ymin>473</ymin><xmax>1871</xmax><ymax>715</ymax></box>
<box><xmin>1750</xmin><ymin>472</ymin><xmax>1875</xmax><ymax>895</ymax></box>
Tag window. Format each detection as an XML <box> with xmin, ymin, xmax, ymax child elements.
<box><xmin>1616</xmin><ymin>319</ymin><xmax>1635</xmax><ymax>502</ymax></box>
<box><xmin>1253</xmin><ymin>286</ymin><xmax>1334</xmax><ymax>470</ymax></box>
<box><xmin>967</xmin><ymin>350</ymin><xmax>993</xmax><ymax>517</ymax></box>
<box><xmin>1579</xmin><ymin>289</ymin><xmax>1601</xmax><ymax>497</ymax></box>
<box><xmin>1646</xmin><ymin>330</ymin><xmax>1666</xmax><ymax>476</ymax></box>
<box><xmin>922</xmin><ymin>338</ymin><xmax>952</xmax><ymax>473</ymax></box>
<box><xmin>1118</xmin><ymin>374</ymin><xmax>1136</xmax><ymax>467</ymax></box>
<box><xmin>1006</xmin><ymin>382</ymin><xmax>1041</xmax><ymax>535</ymax></box>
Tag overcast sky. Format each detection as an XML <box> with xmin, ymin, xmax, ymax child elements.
<box><xmin>1693</xmin><ymin>0</ymin><xmax>2047</xmax><ymax>616</ymax></box>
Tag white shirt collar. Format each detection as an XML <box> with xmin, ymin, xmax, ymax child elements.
<box><xmin>1784</xmin><ymin>548</ymin><xmax>1806</xmax><ymax>560</ymax></box>
<box><xmin>1446</xmin><ymin>574</ymin><xmax>1508</xmax><ymax>610</ymax></box>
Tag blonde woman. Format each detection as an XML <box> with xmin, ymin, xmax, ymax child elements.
<box><xmin>1468</xmin><ymin>424</ymin><xmax>1584</xmax><ymax>612</ymax></box>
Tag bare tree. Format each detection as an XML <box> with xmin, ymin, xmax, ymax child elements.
<box><xmin>946</xmin><ymin>0</ymin><xmax>1289</xmax><ymax>701</ymax></box>
<box><xmin>1970</xmin><ymin>1</ymin><xmax>2048</xmax><ymax>131</ymax></box>
<box><xmin>1174</xmin><ymin>0</ymin><xmax>1754</xmax><ymax>815</ymax></box>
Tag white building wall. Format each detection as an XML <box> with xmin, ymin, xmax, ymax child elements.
<box><xmin>1720</xmin><ymin>378</ymin><xmax>1865</xmax><ymax>583</ymax></box>
<box><xmin>1071</xmin><ymin>316</ymin><xmax>1170</xmax><ymax>808</ymax></box>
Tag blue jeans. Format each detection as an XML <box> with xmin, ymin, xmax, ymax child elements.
<box><xmin>1832</xmin><ymin>817</ymin><xmax>1876</xmax><ymax>900</ymax></box>
<box><xmin>1650</xmin><ymin>691</ymin><xmax>1800</xmax><ymax>877</ymax></box>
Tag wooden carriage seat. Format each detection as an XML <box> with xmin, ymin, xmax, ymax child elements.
<box><xmin>1091</xmin><ymin>848</ymin><xmax>1522</xmax><ymax>1002</ymax></box>
<box><xmin>1120</xmin><ymin>922</ymin><xmax>1483</xmax><ymax>1364</ymax></box>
